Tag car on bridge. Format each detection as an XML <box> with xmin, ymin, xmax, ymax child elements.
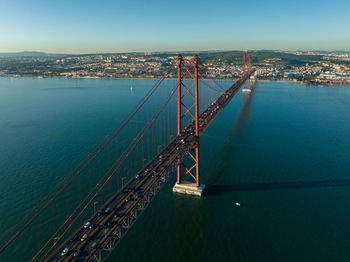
<box><xmin>73</xmin><ymin>250</ymin><xmax>81</xmax><ymax>257</ymax></box>
<box><xmin>84</xmin><ymin>221</ymin><xmax>91</xmax><ymax>228</ymax></box>
<box><xmin>81</xmin><ymin>234</ymin><xmax>88</xmax><ymax>241</ymax></box>
<box><xmin>60</xmin><ymin>247</ymin><xmax>69</xmax><ymax>256</ymax></box>
<box><xmin>70</xmin><ymin>234</ymin><xmax>79</xmax><ymax>242</ymax></box>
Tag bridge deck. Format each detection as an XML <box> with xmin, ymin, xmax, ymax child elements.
<box><xmin>46</xmin><ymin>71</ymin><xmax>254</xmax><ymax>262</ymax></box>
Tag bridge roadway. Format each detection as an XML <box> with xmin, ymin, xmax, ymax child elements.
<box><xmin>46</xmin><ymin>71</ymin><xmax>254</xmax><ymax>262</ymax></box>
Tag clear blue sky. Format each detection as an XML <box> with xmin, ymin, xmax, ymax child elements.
<box><xmin>0</xmin><ymin>0</ymin><xmax>349</xmax><ymax>53</ymax></box>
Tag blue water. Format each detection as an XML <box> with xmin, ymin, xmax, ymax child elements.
<box><xmin>1</xmin><ymin>78</ymin><xmax>350</xmax><ymax>261</ymax></box>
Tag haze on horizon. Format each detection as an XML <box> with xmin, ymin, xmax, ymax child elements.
<box><xmin>0</xmin><ymin>0</ymin><xmax>349</xmax><ymax>54</ymax></box>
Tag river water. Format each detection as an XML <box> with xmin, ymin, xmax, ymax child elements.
<box><xmin>1</xmin><ymin>78</ymin><xmax>350</xmax><ymax>261</ymax></box>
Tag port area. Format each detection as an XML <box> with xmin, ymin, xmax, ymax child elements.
<box><xmin>173</xmin><ymin>181</ymin><xmax>205</xmax><ymax>197</ymax></box>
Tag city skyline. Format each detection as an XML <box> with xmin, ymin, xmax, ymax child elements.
<box><xmin>0</xmin><ymin>0</ymin><xmax>349</xmax><ymax>53</ymax></box>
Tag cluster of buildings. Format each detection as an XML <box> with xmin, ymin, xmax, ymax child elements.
<box><xmin>0</xmin><ymin>54</ymin><xmax>247</xmax><ymax>80</ymax></box>
<box><xmin>0</xmin><ymin>54</ymin><xmax>169</xmax><ymax>79</ymax></box>
<box><xmin>251</xmin><ymin>52</ymin><xmax>350</xmax><ymax>85</ymax></box>
<box><xmin>0</xmin><ymin>52</ymin><xmax>349</xmax><ymax>85</ymax></box>
<box><xmin>255</xmin><ymin>62</ymin><xmax>350</xmax><ymax>85</ymax></box>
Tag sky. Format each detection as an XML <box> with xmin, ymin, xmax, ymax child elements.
<box><xmin>0</xmin><ymin>0</ymin><xmax>349</xmax><ymax>54</ymax></box>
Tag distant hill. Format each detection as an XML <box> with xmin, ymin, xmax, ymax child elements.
<box><xmin>0</xmin><ymin>51</ymin><xmax>48</xmax><ymax>57</ymax></box>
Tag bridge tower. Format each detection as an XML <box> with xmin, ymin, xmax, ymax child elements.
<box><xmin>242</xmin><ymin>52</ymin><xmax>252</xmax><ymax>92</ymax></box>
<box><xmin>172</xmin><ymin>54</ymin><xmax>205</xmax><ymax>197</ymax></box>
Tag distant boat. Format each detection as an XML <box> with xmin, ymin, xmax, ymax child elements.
<box><xmin>235</xmin><ymin>202</ymin><xmax>241</xmax><ymax>206</ymax></box>
<box><xmin>130</xmin><ymin>86</ymin><xmax>133</xmax><ymax>92</ymax></box>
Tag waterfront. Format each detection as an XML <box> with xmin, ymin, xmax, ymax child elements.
<box><xmin>1</xmin><ymin>78</ymin><xmax>350</xmax><ymax>261</ymax></box>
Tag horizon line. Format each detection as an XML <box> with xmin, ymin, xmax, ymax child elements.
<box><xmin>0</xmin><ymin>49</ymin><xmax>349</xmax><ymax>56</ymax></box>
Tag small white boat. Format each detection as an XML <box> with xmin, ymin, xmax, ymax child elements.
<box><xmin>235</xmin><ymin>202</ymin><xmax>241</xmax><ymax>206</ymax></box>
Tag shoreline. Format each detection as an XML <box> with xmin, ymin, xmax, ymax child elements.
<box><xmin>1</xmin><ymin>75</ymin><xmax>349</xmax><ymax>87</ymax></box>
<box><xmin>0</xmin><ymin>75</ymin><xmax>237</xmax><ymax>82</ymax></box>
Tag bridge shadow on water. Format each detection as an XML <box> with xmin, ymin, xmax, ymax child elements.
<box><xmin>206</xmin><ymin>83</ymin><xmax>350</xmax><ymax>196</ymax></box>
<box><xmin>205</xmin><ymin>179</ymin><xmax>350</xmax><ymax>196</ymax></box>
<box><xmin>206</xmin><ymin>83</ymin><xmax>256</xmax><ymax>185</ymax></box>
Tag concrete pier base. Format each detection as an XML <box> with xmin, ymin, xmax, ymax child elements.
<box><xmin>242</xmin><ymin>88</ymin><xmax>251</xmax><ymax>92</ymax></box>
<box><xmin>172</xmin><ymin>181</ymin><xmax>205</xmax><ymax>197</ymax></box>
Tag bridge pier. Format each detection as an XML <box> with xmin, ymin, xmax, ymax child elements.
<box><xmin>173</xmin><ymin>181</ymin><xmax>205</xmax><ymax>197</ymax></box>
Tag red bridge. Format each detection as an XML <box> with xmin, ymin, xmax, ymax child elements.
<box><xmin>0</xmin><ymin>53</ymin><xmax>255</xmax><ymax>262</ymax></box>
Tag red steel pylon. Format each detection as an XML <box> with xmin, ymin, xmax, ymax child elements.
<box><xmin>243</xmin><ymin>52</ymin><xmax>252</xmax><ymax>89</ymax></box>
<box><xmin>243</xmin><ymin>52</ymin><xmax>247</xmax><ymax>75</ymax></box>
<box><xmin>176</xmin><ymin>54</ymin><xmax>200</xmax><ymax>187</ymax></box>
<box><xmin>248</xmin><ymin>53</ymin><xmax>251</xmax><ymax>89</ymax></box>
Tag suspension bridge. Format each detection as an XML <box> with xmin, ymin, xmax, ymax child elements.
<box><xmin>0</xmin><ymin>53</ymin><xmax>255</xmax><ymax>262</ymax></box>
